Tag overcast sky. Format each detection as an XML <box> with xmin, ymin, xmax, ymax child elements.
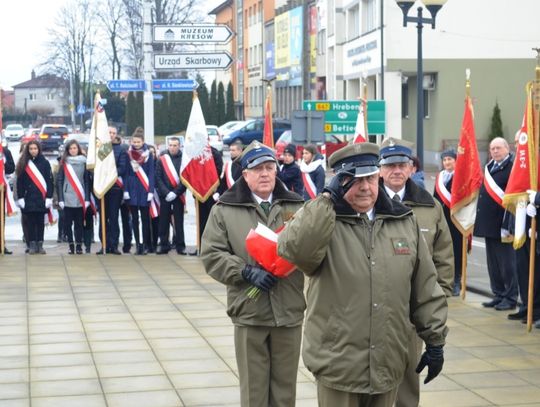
<box><xmin>0</xmin><ymin>0</ymin><xmax>223</xmax><ymax>90</ymax></box>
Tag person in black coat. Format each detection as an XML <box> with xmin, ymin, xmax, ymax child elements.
<box><xmin>97</xmin><ymin>127</ymin><xmax>129</xmax><ymax>255</ymax></box>
<box><xmin>217</xmin><ymin>141</ymin><xmax>243</xmax><ymax>196</ymax></box>
<box><xmin>197</xmin><ymin>146</ymin><xmax>223</xmax><ymax>248</ymax></box>
<box><xmin>278</xmin><ymin>143</ymin><xmax>304</xmax><ymax>196</ymax></box>
<box><xmin>15</xmin><ymin>140</ymin><xmax>53</xmax><ymax>254</ymax></box>
<box><xmin>433</xmin><ymin>148</ymin><xmax>463</xmax><ymax>296</ymax></box>
<box><xmin>473</xmin><ymin>137</ymin><xmax>518</xmax><ymax>310</ymax></box>
<box><xmin>155</xmin><ymin>137</ymin><xmax>187</xmax><ymax>255</ymax></box>
<box><xmin>114</xmin><ymin>133</ymin><xmax>133</xmax><ymax>253</ymax></box>
<box><xmin>1</xmin><ymin>144</ymin><xmax>15</xmax><ymax>254</ymax></box>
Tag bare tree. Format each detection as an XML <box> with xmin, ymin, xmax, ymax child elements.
<box><xmin>98</xmin><ymin>0</ymin><xmax>125</xmax><ymax>79</ymax></box>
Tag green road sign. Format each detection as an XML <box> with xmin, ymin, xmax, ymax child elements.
<box><xmin>302</xmin><ymin>100</ymin><xmax>386</xmax><ymax>135</ymax></box>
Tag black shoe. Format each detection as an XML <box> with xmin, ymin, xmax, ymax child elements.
<box><xmin>508</xmin><ymin>310</ymin><xmax>527</xmax><ymax>320</ymax></box>
<box><xmin>96</xmin><ymin>248</ymin><xmax>105</xmax><ymax>255</ymax></box>
<box><xmin>177</xmin><ymin>247</ymin><xmax>197</xmax><ymax>256</ymax></box>
<box><xmin>156</xmin><ymin>246</ymin><xmax>170</xmax><ymax>255</ymax></box>
<box><xmin>76</xmin><ymin>244</ymin><xmax>83</xmax><ymax>255</ymax></box>
<box><xmin>122</xmin><ymin>245</ymin><xmax>131</xmax><ymax>254</ymax></box>
<box><xmin>68</xmin><ymin>244</ymin><xmax>75</xmax><ymax>255</ymax></box>
<box><xmin>109</xmin><ymin>248</ymin><xmax>122</xmax><ymax>255</ymax></box>
<box><xmin>494</xmin><ymin>301</ymin><xmax>516</xmax><ymax>311</ymax></box>
<box><xmin>482</xmin><ymin>299</ymin><xmax>502</xmax><ymax>308</ymax></box>
<box><xmin>135</xmin><ymin>244</ymin><xmax>147</xmax><ymax>255</ymax></box>
<box><xmin>85</xmin><ymin>246</ymin><xmax>91</xmax><ymax>254</ymax></box>
<box><xmin>452</xmin><ymin>284</ymin><xmax>460</xmax><ymax>297</ymax></box>
<box><xmin>3</xmin><ymin>248</ymin><xmax>12</xmax><ymax>255</ymax></box>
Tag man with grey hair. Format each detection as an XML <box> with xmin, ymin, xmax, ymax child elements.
<box><xmin>474</xmin><ymin>137</ymin><xmax>518</xmax><ymax>310</ymax></box>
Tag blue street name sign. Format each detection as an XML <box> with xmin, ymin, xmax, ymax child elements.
<box><xmin>107</xmin><ymin>80</ymin><xmax>146</xmax><ymax>92</ymax></box>
<box><xmin>152</xmin><ymin>79</ymin><xmax>198</xmax><ymax>92</ymax></box>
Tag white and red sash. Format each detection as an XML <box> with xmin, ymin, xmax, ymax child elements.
<box><xmin>435</xmin><ymin>171</ymin><xmax>452</xmax><ymax>208</ymax></box>
<box><xmin>302</xmin><ymin>172</ymin><xmax>317</xmax><ymax>200</ymax></box>
<box><xmin>90</xmin><ymin>194</ymin><xmax>97</xmax><ymax>216</ymax></box>
<box><xmin>483</xmin><ymin>164</ymin><xmax>504</xmax><ymax>207</ymax></box>
<box><xmin>64</xmin><ymin>163</ymin><xmax>86</xmax><ymax>210</ymax></box>
<box><xmin>149</xmin><ymin>189</ymin><xmax>160</xmax><ymax>219</ymax></box>
<box><xmin>26</xmin><ymin>160</ymin><xmax>55</xmax><ymax>223</ymax></box>
<box><xmin>1</xmin><ymin>156</ymin><xmax>16</xmax><ymax>216</ymax></box>
<box><xmin>160</xmin><ymin>154</ymin><xmax>186</xmax><ymax>204</ymax></box>
<box><xmin>222</xmin><ymin>161</ymin><xmax>235</xmax><ymax>189</ymax></box>
<box><xmin>115</xmin><ymin>176</ymin><xmax>124</xmax><ymax>189</ymax></box>
<box><xmin>134</xmin><ymin>166</ymin><xmax>150</xmax><ymax>193</ymax></box>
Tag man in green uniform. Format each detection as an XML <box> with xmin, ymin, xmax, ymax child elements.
<box><xmin>278</xmin><ymin>143</ymin><xmax>448</xmax><ymax>407</ymax></box>
<box><xmin>378</xmin><ymin>138</ymin><xmax>454</xmax><ymax>407</ymax></box>
<box><xmin>201</xmin><ymin>141</ymin><xmax>305</xmax><ymax>407</ymax></box>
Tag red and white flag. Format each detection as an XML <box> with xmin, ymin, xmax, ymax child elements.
<box><xmin>450</xmin><ymin>95</ymin><xmax>483</xmax><ymax>235</ymax></box>
<box><xmin>263</xmin><ymin>92</ymin><xmax>274</xmax><ymax>148</ymax></box>
<box><xmin>180</xmin><ymin>94</ymin><xmax>219</xmax><ymax>202</ymax></box>
<box><xmin>503</xmin><ymin>84</ymin><xmax>538</xmax><ymax>249</ymax></box>
<box><xmin>353</xmin><ymin>100</ymin><xmax>367</xmax><ymax>143</ymax></box>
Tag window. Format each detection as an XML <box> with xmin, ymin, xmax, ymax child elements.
<box><xmin>401</xmin><ymin>82</ymin><xmax>409</xmax><ymax>119</ymax></box>
<box><xmin>348</xmin><ymin>5</ymin><xmax>360</xmax><ymax>40</ymax></box>
<box><xmin>29</xmin><ymin>93</ymin><xmax>37</xmax><ymax>100</ymax></box>
<box><xmin>318</xmin><ymin>29</ymin><xmax>326</xmax><ymax>55</ymax></box>
<box><xmin>259</xmin><ymin>1</ymin><xmax>263</xmax><ymax>22</ymax></box>
<box><xmin>362</xmin><ymin>0</ymin><xmax>376</xmax><ymax>34</ymax></box>
<box><xmin>46</xmin><ymin>94</ymin><xmax>54</xmax><ymax>101</ymax></box>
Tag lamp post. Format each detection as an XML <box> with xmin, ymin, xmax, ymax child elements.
<box><xmin>394</xmin><ymin>0</ymin><xmax>447</xmax><ymax>168</ymax></box>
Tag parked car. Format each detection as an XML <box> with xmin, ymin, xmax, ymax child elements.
<box><xmin>222</xmin><ymin>119</ymin><xmax>291</xmax><ymax>146</ymax></box>
<box><xmin>206</xmin><ymin>125</ymin><xmax>223</xmax><ymax>152</ymax></box>
<box><xmin>218</xmin><ymin>121</ymin><xmax>246</xmax><ymax>138</ymax></box>
<box><xmin>21</xmin><ymin>128</ymin><xmax>40</xmax><ymax>145</ymax></box>
<box><xmin>4</xmin><ymin>124</ymin><xmax>25</xmax><ymax>141</ymax></box>
<box><xmin>39</xmin><ymin>124</ymin><xmax>69</xmax><ymax>152</ymax></box>
<box><xmin>275</xmin><ymin>130</ymin><xmax>350</xmax><ymax>162</ymax></box>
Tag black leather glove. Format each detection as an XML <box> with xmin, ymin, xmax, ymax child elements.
<box><xmin>415</xmin><ymin>344</ymin><xmax>444</xmax><ymax>384</ymax></box>
<box><xmin>242</xmin><ymin>265</ymin><xmax>277</xmax><ymax>292</ymax></box>
<box><xmin>323</xmin><ymin>174</ymin><xmax>354</xmax><ymax>204</ymax></box>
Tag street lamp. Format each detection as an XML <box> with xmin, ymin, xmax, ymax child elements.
<box><xmin>395</xmin><ymin>0</ymin><xmax>448</xmax><ymax>168</ymax></box>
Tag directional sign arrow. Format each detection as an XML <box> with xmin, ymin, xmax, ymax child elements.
<box><xmin>152</xmin><ymin>79</ymin><xmax>198</xmax><ymax>92</ymax></box>
<box><xmin>154</xmin><ymin>52</ymin><xmax>234</xmax><ymax>71</ymax></box>
<box><xmin>153</xmin><ymin>24</ymin><xmax>235</xmax><ymax>44</ymax></box>
<box><xmin>107</xmin><ymin>80</ymin><xmax>146</xmax><ymax>92</ymax></box>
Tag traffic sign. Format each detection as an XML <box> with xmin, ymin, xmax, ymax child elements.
<box><xmin>302</xmin><ymin>100</ymin><xmax>386</xmax><ymax>135</ymax></box>
<box><xmin>152</xmin><ymin>79</ymin><xmax>198</xmax><ymax>92</ymax></box>
<box><xmin>153</xmin><ymin>94</ymin><xmax>164</xmax><ymax>100</ymax></box>
<box><xmin>154</xmin><ymin>52</ymin><xmax>234</xmax><ymax>71</ymax></box>
<box><xmin>107</xmin><ymin>80</ymin><xmax>146</xmax><ymax>92</ymax></box>
<box><xmin>77</xmin><ymin>104</ymin><xmax>86</xmax><ymax>115</ymax></box>
<box><xmin>153</xmin><ymin>24</ymin><xmax>234</xmax><ymax>44</ymax></box>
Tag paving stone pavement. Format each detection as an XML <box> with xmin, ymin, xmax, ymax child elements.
<box><xmin>0</xmin><ymin>250</ymin><xmax>540</xmax><ymax>407</ymax></box>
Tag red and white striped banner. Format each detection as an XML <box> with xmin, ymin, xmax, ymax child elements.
<box><xmin>483</xmin><ymin>164</ymin><xmax>505</xmax><ymax>208</ymax></box>
<box><xmin>435</xmin><ymin>171</ymin><xmax>451</xmax><ymax>208</ymax></box>
<box><xmin>302</xmin><ymin>172</ymin><xmax>317</xmax><ymax>200</ymax></box>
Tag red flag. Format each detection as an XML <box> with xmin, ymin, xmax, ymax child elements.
<box><xmin>503</xmin><ymin>83</ymin><xmax>537</xmax><ymax>248</ymax></box>
<box><xmin>263</xmin><ymin>92</ymin><xmax>274</xmax><ymax>148</ymax></box>
<box><xmin>450</xmin><ymin>96</ymin><xmax>483</xmax><ymax>235</ymax></box>
<box><xmin>353</xmin><ymin>99</ymin><xmax>367</xmax><ymax>143</ymax></box>
<box><xmin>180</xmin><ymin>93</ymin><xmax>219</xmax><ymax>202</ymax></box>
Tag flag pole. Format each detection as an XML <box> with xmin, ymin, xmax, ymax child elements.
<box><xmin>459</xmin><ymin>69</ymin><xmax>472</xmax><ymax>300</ymax></box>
<box><xmin>0</xmin><ymin>187</ymin><xmax>4</xmax><ymax>255</ymax></box>
<box><xmin>527</xmin><ymin>49</ymin><xmax>540</xmax><ymax>331</ymax></box>
<box><xmin>196</xmin><ymin>200</ymin><xmax>200</xmax><ymax>255</ymax></box>
<box><xmin>362</xmin><ymin>73</ymin><xmax>368</xmax><ymax>137</ymax></box>
<box><xmin>101</xmin><ymin>197</ymin><xmax>107</xmax><ymax>255</ymax></box>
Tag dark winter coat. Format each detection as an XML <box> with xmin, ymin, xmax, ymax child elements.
<box><xmin>125</xmin><ymin>147</ymin><xmax>155</xmax><ymax>207</ymax></box>
<box><xmin>155</xmin><ymin>151</ymin><xmax>186</xmax><ymax>198</ymax></box>
<box><xmin>110</xmin><ymin>142</ymin><xmax>129</xmax><ymax>192</ymax></box>
<box><xmin>3</xmin><ymin>148</ymin><xmax>15</xmax><ymax>175</ymax></box>
<box><xmin>474</xmin><ymin>155</ymin><xmax>513</xmax><ymax>239</ymax></box>
<box><xmin>278</xmin><ymin>162</ymin><xmax>304</xmax><ymax>196</ymax></box>
<box><xmin>17</xmin><ymin>154</ymin><xmax>53</xmax><ymax>213</ymax></box>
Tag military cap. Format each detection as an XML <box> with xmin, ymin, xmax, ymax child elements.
<box><xmin>441</xmin><ymin>148</ymin><xmax>457</xmax><ymax>160</ymax></box>
<box><xmin>239</xmin><ymin>140</ymin><xmax>277</xmax><ymax>170</ymax></box>
<box><xmin>328</xmin><ymin>142</ymin><xmax>380</xmax><ymax>177</ymax></box>
<box><xmin>379</xmin><ymin>137</ymin><xmax>414</xmax><ymax>165</ymax></box>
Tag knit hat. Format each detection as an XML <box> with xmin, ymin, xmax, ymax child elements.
<box><xmin>441</xmin><ymin>148</ymin><xmax>457</xmax><ymax>160</ymax></box>
<box><xmin>284</xmin><ymin>144</ymin><xmax>296</xmax><ymax>157</ymax></box>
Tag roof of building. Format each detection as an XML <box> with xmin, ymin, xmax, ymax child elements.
<box><xmin>208</xmin><ymin>0</ymin><xmax>232</xmax><ymax>15</ymax></box>
<box><xmin>13</xmin><ymin>74</ymin><xmax>68</xmax><ymax>89</ymax></box>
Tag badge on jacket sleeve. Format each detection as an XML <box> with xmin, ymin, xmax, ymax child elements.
<box><xmin>392</xmin><ymin>238</ymin><xmax>410</xmax><ymax>255</ymax></box>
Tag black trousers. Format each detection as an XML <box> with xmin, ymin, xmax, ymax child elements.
<box><xmin>63</xmin><ymin>207</ymin><xmax>84</xmax><ymax>244</ymax></box>
<box><xmin>485</xmin><ymin>237</ymin><xmax>518</xmax><ymax>304</ymax></box>
<box><xmin>120</xmin><ymin>202</ymin><xmax>132</xmax><ymax>249</ymax></box>
<box><xmin>197</xmin><ymin>198</ymin><xmax>216</xmax><ymax>243</ymax></box>
<box><xmin>130</xmin><ymin>205</ymin><xmax>150</xmax><ymax>246</ymax></box>
<box><xmin>450</xmin><ymin>224</ymin><xmax>463</xmax><ymax>285</ymax></box>
<box><xmin>26</xmin><ymin>212</ymin><xmax>45</xmax><ymax>242</ymax></box>
<box><xmin>515</xmin><ymin>238</ymin><xmax>540</xmax><ymax>312</ymax></box>
<box><xmin>158</xmin><ymin>199</ymin><xmax>185</xmax><ymax>250</ymax></box>
<box><xmin>83</xmin><ymin>207</ymin><xmax>94</xmax><ymax>249</ymax></box>
<box><xmin>150</xmin><ymin>217</ymin><xmax>159</xmax><ymax>250</ymax></box>
<box><xmin>99</xmin><ymin>188</ymin><xmax>122</xmax><ymax>249</ymax></box>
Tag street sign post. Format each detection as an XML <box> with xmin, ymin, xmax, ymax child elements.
<box><xmin>153</xmin><ymin>24</ymin><xmax>234</xmax><ymax>44</ymax></box>
<box><xmin>107</xmin><ymin>80</ymin><xmax>146</xmax><ymax>92</ymax></box>
<box><xmin>291</xmin><ymin>110</ymin><xmax>325</xmax><ymax>145</ymax></box>
<box><xmin>302</xmin><ymin>100</ymin><xmax>386</xmax><ymax>135</ymax></box>
<box><xmin>154</xmin><ymin>52</ymin><xmax>234</xmax><ymax>71</ymax></box>
<box><xmin>152</xmin><ymin>79</ymin><xmax>198</xmax><ymax>92</ymax></box>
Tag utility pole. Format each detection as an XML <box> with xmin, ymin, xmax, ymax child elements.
<box><xmin>143</xmin><ymin>0</ymin><xmax>155</xmax><ymax>145</ymax></box>
<box><xmin>302</xmin><ymin>1</ymin><xmax>313</xmax><ymax>101</ymax></box>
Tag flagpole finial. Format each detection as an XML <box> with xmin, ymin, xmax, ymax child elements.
<box><xmin>465</xmin><ymin>69</ymin><xmax>471</xmax><ymax>98</ymax></box>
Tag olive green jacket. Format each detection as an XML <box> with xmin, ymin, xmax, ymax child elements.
<box><xmin>387</xmin><ymin>179</ymin><xmax>455</xmax><ymax>297</ymax></box>
<box><xmin>201</xmin><ymin>177</ymin><xmax>306</xmax><ymax>327</ymax></box>
<box><xmin>277</xmin><ymin>191</ymin><xmax>448</xmax><ymax>394</ymax></box>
